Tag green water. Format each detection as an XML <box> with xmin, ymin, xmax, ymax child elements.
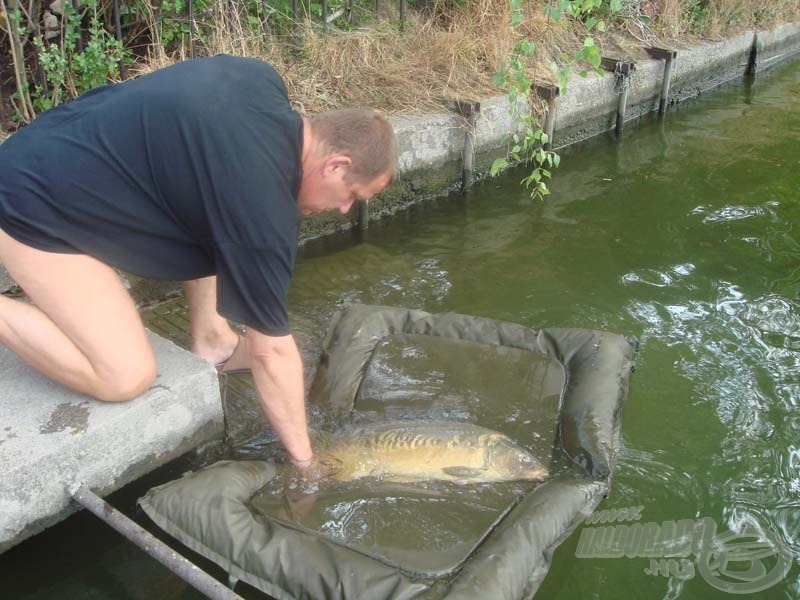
<box><xmin>288</xmin><ymin>61</ymin><xmax>800</xmax><ymax>598</ymax></box>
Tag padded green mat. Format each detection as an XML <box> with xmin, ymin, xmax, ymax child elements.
<box><xmin>140</xmin><ymin>304</ymin><xmax>637</xmax><ymax>599</ymax></box>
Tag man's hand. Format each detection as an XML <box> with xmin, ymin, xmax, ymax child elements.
<box><xmin>246</xmin><ymin>328</ymin><xmax>314</xmax><ymax>467</ymax></box>
<box><xmin>284</xmin><ymin>455</ymin><xmax>336</xmax><ymax>493</ymax></box>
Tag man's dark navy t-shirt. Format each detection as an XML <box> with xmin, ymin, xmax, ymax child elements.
<box><xmin>0</xmin><ymin>55</ymin><xmax>303</xmax><ymax>335</ymax></box>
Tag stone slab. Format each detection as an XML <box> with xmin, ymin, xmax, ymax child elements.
<box><xmin>0</xmin><ymin>330</ymin><xmax>223</xmax><ymax>553</ymax></box>
<box><xmin>0</xmin><ymin>265</ymin><xmax>15</xmax><ymax>294</ymax></box>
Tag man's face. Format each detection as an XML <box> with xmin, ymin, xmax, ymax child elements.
<box><xmin>297</xmin><ymin>156</ymin><xmax>391</xmax><ymax>216</ymax></box>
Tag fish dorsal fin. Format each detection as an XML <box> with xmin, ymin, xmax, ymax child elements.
<box><xmin>442</xmin><ymin>466</ymin><xmax>483</xmax><ymax>479</ymax></box>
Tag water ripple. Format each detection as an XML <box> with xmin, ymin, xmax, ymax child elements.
<box><xmin>691</xmin><ymin>201</ymin><xmax>779</xmax><ymax>224</ymax></box>
<box><xmin>620</xmin><ymin>264</ymin><xmax>696</xmax><ymax>288</ymax></box>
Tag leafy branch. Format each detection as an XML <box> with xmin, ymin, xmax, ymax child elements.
<box><xmin>491</xmin><ymin>0</ymin><xmax>620</xmax><ymax>199</ymax></box>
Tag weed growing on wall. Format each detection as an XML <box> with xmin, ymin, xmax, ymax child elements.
<box><xmin>491</xmin><ymin>0</ymin><xmax>619</xmax><ymax>199</ymax></box>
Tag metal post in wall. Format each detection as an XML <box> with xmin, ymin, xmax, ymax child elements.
<box><xmin>112</xmin><ymin>0</ymin><xmax>127</xmax><ymax>78</ymax></box>
<box><xmin>746</xmin><ymin>32</ymin><xmax>760</xmax><ymax>77</ymax></box>
<box><xmin>261</xmin><ymin>0</ymin><xmax>271</xmax><ymax>46</ymax></box>
<box><xmin>72</xmin><ymin>0</ymin><xmax>83</xmax><ymax>52</ymax></box>
<box><xmin>601</xmin><ymin>58</ymin><xmax>636</xmax><ymax>136</ymax></box>
<box><xmin>449</xmin><ymin>100</ymin><xmax>481</xmax><ymax>192</ymax></box>
<box><xmin>535</xmin><ymin>83</ymin><xmax>559</xmax><ymax>151</ymax></box>
<box><xmin>358</xmin><ymin>200</ymin><xmax>369</xmax><ymax>231</ymax></box>
<box><xmin>187</xmin><ymin>0</ymin><xmax>195</xmax><ymax>58</ymax></box>
<box><xmin>646</xmin><ymin>47</ymin><xmax>677</xmax><ymax>117</ymax></box>
<box><xmin>71</xmin><ymin>486</ymin><xmax>244</xmax><ymax>600</ymax></box>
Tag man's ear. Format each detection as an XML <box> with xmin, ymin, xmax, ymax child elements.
<box><xmin>322</xmin><ymin>154</ymin><xmax>352</xmax><ymax>177</ymax></box>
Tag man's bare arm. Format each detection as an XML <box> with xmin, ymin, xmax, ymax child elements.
<box><xmin>245</xmin><ymin>327</ymin><xmax>313</xmax><ymax>465</ymax></box>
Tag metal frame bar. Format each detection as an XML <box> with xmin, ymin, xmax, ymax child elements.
<box><xmin>72</xmin><ymin>486</ymin><xmax>244</xmax><ymax>600</ymax></box>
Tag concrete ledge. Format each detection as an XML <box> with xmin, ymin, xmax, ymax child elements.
<box><xmin>0</xmin><ymin>331</ymin><xmax>223</xmax><ymax>553</ymax></box>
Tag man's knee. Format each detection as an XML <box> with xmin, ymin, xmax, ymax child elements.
<box><xmin>93</xmin><ymin>359</ymin><xmax>157</xmax><ymax>402</ymax></box>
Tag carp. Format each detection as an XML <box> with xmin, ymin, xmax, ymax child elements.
<box><xmin>314</xmin><ymin>420</ymin><xmax>548</xmax><ymax>484</ymax></box>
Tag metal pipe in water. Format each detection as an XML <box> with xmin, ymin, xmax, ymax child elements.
<box><xmin>71</xmin><ymin>485</ymin><xmax>244</xmax><ymax>600</ymax></box>
<box><xmin>658</xmin><ymin>57</ymin><xmax>673</xmax><ymax>117</ymax></box>
<box><xmin>358</xmin><ymin>199</ymin><xmax>369</xmax><ymax>231</ymax></box>
<box><xmin>616</xmin><ymin>84</ymin><xmax>629</xmax><ymax>135</ymax></box>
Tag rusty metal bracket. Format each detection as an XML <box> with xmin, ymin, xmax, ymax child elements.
<box><xmin>645</xmin><ymin>47</ymin><xmax>677</xmax><ymax>61</ymax></box>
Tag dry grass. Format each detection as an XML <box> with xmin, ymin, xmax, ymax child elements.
<box><xmin>130</xmin><ymin>0</ymin><xmax>570</xmax><ymax>115</ymax></box>
<box><xmin>2</xmin><ymin>0</ymin><xmax>799</xmax><ymax>128</ymax></box>
<box><xmin>654</xmin><ymin>0</ymin><xmax>800</xmax><ymax>40</ymax></box>
<box><xmin>148</xmin><ymin>0</ymin><xmax>797</xmax><ymax>115</ymax></box>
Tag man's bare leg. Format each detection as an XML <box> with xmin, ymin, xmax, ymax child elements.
<box><xmin>0</xmin><ymin>229</ymin><xmax>156</xmax><ymax>401</ymax></box>
<box><xmin>182</xmin><ymin>276</ymin><xmax>240</xmax><ymax>366</ymax></box>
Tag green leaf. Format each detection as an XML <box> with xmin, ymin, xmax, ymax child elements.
<box><xmin>515</xmin><ymin>39</ymin><xmax>535</xmax><ymax>56</ymax></box>
<box><xmin>597</xmin><ymin>20</ymin><xmax>606</xmax><ymax>32</ymax></box>
<box><xmin>585</xmin><ymin>17</ymin><xmax>596</xmax><ymax>30</ymax></box>
<box><xmin>610</xmin><ymin>0</ymin><xmax>622</xmax><ymax>11</ymax></box>
<box><xmin>544</xmin><ymin>6</ymin><xmax>562</xmax><ymax>21</ymax></box>
<box><xmin>491</xmin><ymin>158</ymin><xmax>509</xmax><ymax>177</ymax></box>
<box><xmin>583</xmin><ymin>36</ymin><xmax>595</xmax><ymax>47</ymax></box>
<box><xmin>511</xmin><ymin>11</ymin><xmax>523</xmax><ymax>26</ymax></box>
<box><xmin>553</xmin><ymin>154</ymin><xmax>561</xmax><ymax>167</ymax></box>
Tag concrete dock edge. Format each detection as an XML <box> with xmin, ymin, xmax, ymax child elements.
<box><xmin>0</xmin><ymin>332</ymin><xmax>223</xmax><ymax>552</ymax></box>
